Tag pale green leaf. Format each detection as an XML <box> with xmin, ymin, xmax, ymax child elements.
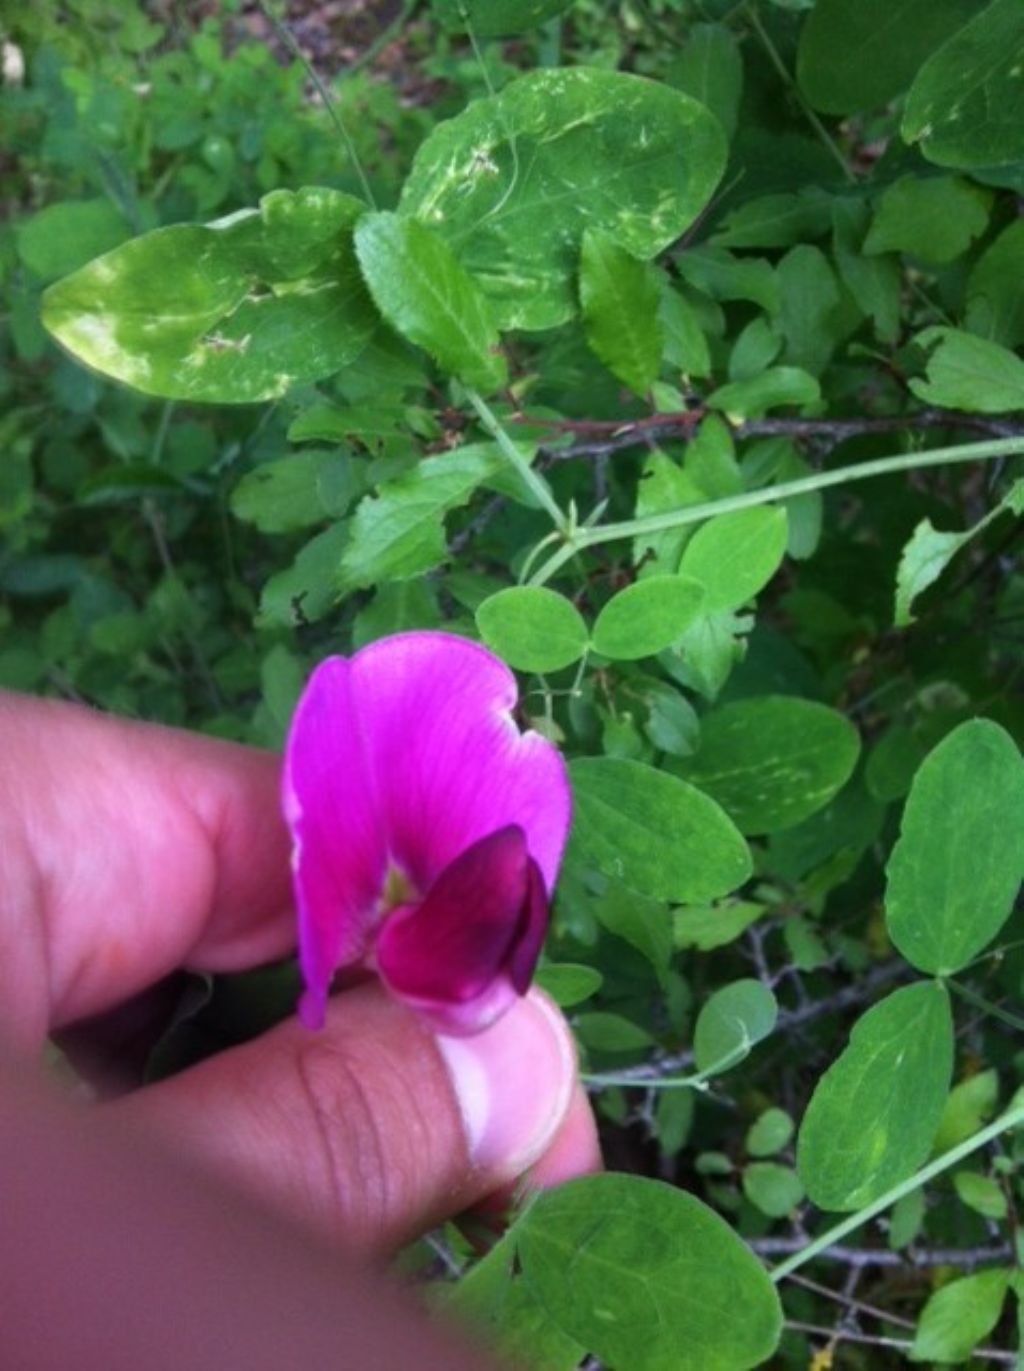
<box><xmin>909</xmin><ymin>1270</ymin><xmax>1011</xmax><ymax>1363</ymax></box>
<box><xmin>746</xmin><ymin>1107</ymin><xmax>795</xmax><ymax>1158</ymax></box>
<box><xmin>592</xmin><ymin>575</ymin><xmax>705</xmax><ymax>661</ymax></box>
<box><xmin>954</xmin><ymin>1171</ymin><xmax>1008</xmax><ymax>1220</ymax></box>
<box><xmin>694</xmin><ymin>979</ymin><xmax>778</xmax><ymax>1074</ymax></box>
<box><xmin>231</xmin><ymin>451</ymin><xmax>364</xmax><ymax>533</ymax></box>
<box><xmin>674</xmin><ymin>900</ymin><xmax>764</xmax><ymax>951</ymax></box>
<box><xmin>707</xmin><ymin>368</ymin><xmax>820</xmax><ymax>419</ymax></box>
<box><xmin>933</xmin><ymin>1070</ymin><xmax>1000</xmax><ymax>1154</ymax></box>
<box><xmin>476</xmin><ymin>586</ymin><xmax>589</xmax><ymax>673</ymax></box>
<box><xmin>910</xmin><ymin>326</ymin><xmax>1024</xmax><ymax>412</ymax></box>
<box><xmin>679</xmin><ymin>507</ymin><xmax>789</xmax><ymax>613</ymax></box>
<box><xmin>534</xmin><ymin>963</ymin><xmax>603</xmax><ymax>1008</ymax></box>
<box><xmin>742</xmin><ymin>1163</ymin><xmax>804</xmax><ymax>1218</ymax></box>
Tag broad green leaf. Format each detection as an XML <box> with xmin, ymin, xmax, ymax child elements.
<box><xmin>796</xmin><ymin>0</ymin><xmax>978</xmax><ymax>115</ymax></box>
<box><xmin>742</xmin><ymin>1163</ymin><xmax>804</xmax><ymax>1218</ymax></box>
<box><xmin>644</xmin><ymin>683</ymin><xmax>701</xmax><ymax>757</ymax></box>
<box><xmin>933</xmin><ymin>1069</ymin><xmax>1000</xmax><ymax>1153</ymax></box>
<box><xmin>967</xmin><ymin>219</ymin><xmax>1024</xmax><ymax>347</ymax></box>
<box><xmin>579</xmin><ymin>230</ymin><xmax>663</xmax><ymax>395</ymax></box>
<box><xmin>569</xmin><ymin>757</ymin><xmax>752</xmax><ymax>903</ymax></box>
<box><xmin>340</xmin><ymin>445</ymin><xmax>502</xmax><ymax>589</ymax></box>
<box><xmin>575</xmin><ymin>1011</ymin><xmax>654</xmax><ymax>1052</ymax></box>
<box><xmin>832</xmin><ymin>199</ymin><xmax>901</xmax><ymax>345</ymax></box>
<box><xmin>797</xmin><ymin>982</ymin><xmax>954</xmax><ymax>1211</ymax></box>
<box><xmin>885</xmin><ymin>719</ymin><xmax>1024</xmax><ymax>975</ymax></box>
<box><xmin>658</xmin><ymin>281</ymin><xmax>711</xmax><ymax>377</ymax></box>
<box><xmin>776</xmin><ymin>245</ymin><xmax>845</xmax><ymax>376</ymax></box>
<box><xmin>678</xmin><ymin>696</ymin><xmax>860</xmax><ymax>834</ymax></box>
<box><xmin>662</xmin><ymin>610</ymin><xmax>751</xmax><ymax>701</ymax></box>
<box><xmin>687</xmin><ymin>415</ymin><xmax>742</xmax><ymax>499</ymax></box>
<box><xmin>679</xmin><ymin>507</ymin><xmax>789</xmax><ymax>613</ymax></box>
<box><xmin>352</xmin><ymin>581</ymin><xmax>442</xmax><ymax>648</ymax></box>
<box><xmin>401</xmin><ymin>69</ymin><xmax>728</xmax><ymax>330</ymax></box>
<box><xmin>694</xmin><ymin>979</ymin><xmax>778</xmax><ymax>1074</ymax></box>
<box><xmin>592</xmin><ymin>575</ymin><xmax>705</xmax><ymax>661</ymax></box>
<box><xmin>519</xmin><ymin>1176</ymin><xmax>783</xmax><ymax>1371</ymax></box>
<box><xmin>432</xmin><ymin>0</ymin><xmax>575</xmax><ymax>37</ymax></box>
<box><xmin>674</xmin><ymin>900</ymin><xmax>764</xmax><ymax>951</ymax></box>
<box><xmin>711</xmin><ymin>189</ymin><xmax>832</xmax><ymax>249</ymax></box>
<box><xmin>447</xmin><ymin>1230</ymin><xmax>584</xmax><ymax>1371</ymax></box>
<box><xmin>910</xmin><ymin>326</ymin><xmax>1024</xmax><ymax>412</ymax></box>
<box><xmin>889</xmin><ymin>1190</ymin><xmax>926</xmax><ymax>1250</ymax></box>
<box><xmin>591</xmin><ymin>881</ymin><xmax>673</xmax><ymax>988</ymax></box>
<box><xmin>666</xmin><ymin>23</ymin><xmax>743</xmax><ymax>139</ymax></box>
<box><xmin>353</xmin><ymin>212</ymin><xmax>505</xmax><ymax>392</ymax></box>
<box><xmin>903</xmin><ymin>0</ymin><xmax>1024</xmax><ymax>168</ymax></box>
<box><xmin>257</xmin><ymin>523</ymin><xmax>350</xmax><ymax>629</ymax></box>
<box><xmin>43</xmin><ymin>188</ymin><xmax>377</xmax><ymax>403</ymax></box>
<box><xmin>864</xmin><ymin>176</ymin><xmax>991</xmax><ymax>264</ymax></box>
<box><xmin>728</xmin><ymin>318</ymin><xmax>782</xmax><ymax>382</ymax></box>
<box><xmin>909</xmin><ymin>1270</ymin><xmax>1012</xmax><ymax>1364</ymax></box>
<box><xmin>477</xmin><ymin>586</ymin><xmax>588</xmax><ymax>673</ymax></box>
<box><xmin>632</xmin><ymin>449</ymin><xmax>705</xmax><ymax>575</ymax></box>
<box><xmin>534</xmin><ymin>963</ymin><xmax>603</xmax><ymax>1008</ymax></box>
<box><xmin>677</xmin><ymin>246</ymin><xmax>779</xmax><ymax>313</ymax></box>
<box><xmin>231</xmin><ymin>451</ymin><xmax>365</xmax><ymax>533</ymax></box>
<box><xmin>707</xmin><ymin>368</ymin><xmax>820</xmax><ymax>419</ymax></box>
<box><xmin>746</xmin><ymin>1107</ymin><xmax>794</xmax><ymax>1158</ymax></box>
<box><xmin>954</xmin><ymin>1170</ymin><xmax>1008</xmax><ymax>1220</ymax></box>
<box><xmin>16</xmin><ymin>199</ymin><xmax>132</xmax><ymax>282</ymax></box>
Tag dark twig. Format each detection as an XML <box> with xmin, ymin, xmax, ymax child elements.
<box><xmin>785</xmin><ymin>1320</ymin><xmax>1016</xmax><ymax>1364</ymax></box>
<box><xmin>753</xmin><ymin>1238</ymin><xmax>1012</xmax><ymax>1269</ymax></box>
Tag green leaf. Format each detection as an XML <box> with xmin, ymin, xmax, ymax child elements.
<box><xmin>903</xmin><ymin>0</ymin><xmax>1024</xmax><ymax>168</ymax></box>
<box><xmin>518</xmin><ymin>1175</ymin><xmax>783</xmax><ymax>1371</ymax></box>
<box><xmin>534</xmin><ymin>963</ymin><xmax>603</xmax><ymax>1008</ymax></box>
<box><xmin>885</xmin><ymin>719</ymin><xmax>1024</xmax><ymax>976</ymax></box>
<box><xmin>707</xmin><ymin>368</ymin><xmax>820</xmax><ymax>419</ymax></box>
<box><xmin>832</xmin><ymin>199</ymin><xmax>901</xmax><ymax>345</ymax></box>
<box><xmin>746</xmin><ymin>1107</ymin><xmax>795</xmax><ymax>1158</ymax></box>
<box><xmin>953</xmin><ymin>1170</ymin><xmax>1008</xmax><ymax>1220</ymax></box>
<box><xmin>632</xmin><ymin>449</ymin><xmax>704</xmax><ymax>575</ymax></box>
<box><xmin>400</xmin><ymin>69</ymin><xmax>727</xmax><ymax>330</ymax></box>
<box><xmin>42</xmin><ymin>188</ymin><xmax>378</xmax><ymax>403</ymax></box>
<box><xmin>742</xmin><ymin>1163</ymin><xmax>804</xmax><ymax>1219</ymax></box>
<box><xmin>910</xmin><ymin>326</ymin><xmax>1024</xmax><ymax>412</ymax></box>
<box><xmin>569</xmin><ymin>757</ymin><xmax>752</xmax><ymax>903</ymax></box>
<box><xmin>16</xmin><ymin>199</ymin><xmax>132</xmax><ymax>283</ymax></box>
<box><xmin>694</xmin><ymin>979</ymin><xmax>778</xmax><ymax>1074</ymax></box>
<box><xmin>678</xmin><ymin>696</ymin><xmax>861</xmax><ymax>835</ymax></box>
<box><xmin>776</xmin><ymin>245</ymin><xmax>844</xmax><ymax>375</ymax></box>
<box><xmin>933</xmin><ymin>1069</ymin><xmax>1000</xmax><ymax>1153</ymax></box>
<box><xmin>257</xmin><ymin>523</ymin><xmax>350</xmax><ymax>629</ymax></box>
<box><xmin>644</xmin><ymin>682</ymin><xmax>701</xmax><ymax>757</ymax></box>
<box><xmin>679</xmin><ymin>507</ymin><xmax>789</xmax><ymax>613</ymax></box>
<box><xmin>864</xmin><ymin>175</ymin><xmax>991</xmax><ymax>264</ymax></box>
<box><xmin>865</xmin><ymin>726</ymin><xmax>930</xmax><ymax>803</ymax></box>
<box><xmin>677</xmin><ymin>246</ymin><xmax>779</xmax><ymax>313</ymax></box>
<box><xmin>797</xmin><ymin>982</ymin><xmax>954</xmax><ymax>1211</ymax></box>
<box><xmin>711</xmin><ymin>189</ymin><xmax>832</xmax><ymax>249</ymax></box>
<box><xmin>658</xmin><ymin>281</ymin><xmax>711</xmax><ymax>377</ymax></box>
<box><xmin>231</xmin><ymin>451</ymin><xmax>364</xmax><ymax>533</ymax></box>
<box><xmin>579</xmin><ymin>230</ymin><xmax>663</xmax><ymax>396</ymax></box>
<box><xmin>796</xmin><ymin>0</ymin><xmax>978</xmax><ymax>115</ymax></box>
<box><xmin>592</xmin><ymin>575</ymin><xmax>705</xmax><ymax>661</ymax></box>
<box><xmin>967</xmin><ymin>219</ymin><xmax>1024</xmax><ymax>348</ymax></box>
<box><xmin>591</xmin><ymin>881</ymin><xmax>674</xmax><ymax>988</ymax></box>
<box><xmin>666</xmin><ymin>23</ymin><xmax>743</xmax><ymax>140</ymax></box>
<box><xmin>909</xmin><ymin>1269</ymin><xmax>1012</xmax><ymax>1364</ymax></box>
<box><xmin>340</xmin><ymin>445</ymin><xmax>502</xmax><ymax>589</ymax></box>
<box><xmin>575</xmin><ymin>1011</ymin><xmax>654</xmax><ymax>1052</ymax></box>
<box><xmin>476</xmin><ymin>586</ymin><xmax>589</xmax><ymax>673</ymax></box>
<box><xmin>662</xmin><ymin>610</ymin><xmax>751</xmax><ymax>701</ymax></box>
<box><xmin>674</xmin><ymin>900</ymin><xmax>764</xmax><ymax>951</ymax></box>
<box><xmin>432</xmin><ymin>0</ymin><xmax>575</xmax><ymax>37</ymax></box>
<box><xmin>353</xmin><ymin>212</ymin><xmax>506</xmax><ymax>392</ymax></box>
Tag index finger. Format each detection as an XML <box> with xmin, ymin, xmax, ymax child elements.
<box><xmin>0</xmin><ymin>693</ymin><xmax>293</xmax><ymax>1045</ymax></box>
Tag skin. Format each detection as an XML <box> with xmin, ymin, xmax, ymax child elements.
<box><xmin>0</xmin><ymin>692</ymin><xmax>601</xmax><ymax>1367</ymax></box>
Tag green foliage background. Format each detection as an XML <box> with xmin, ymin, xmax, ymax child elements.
<box><xmin>4</xmin><ymin>0</ymin><xmax>1024</xmax><ymax>1365</ymax></box>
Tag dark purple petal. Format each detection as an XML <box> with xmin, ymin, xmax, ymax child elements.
<box><xmin>508</xmin><ymin>858</ymin><xmax>549</xmax><ymax>994</ymax></box>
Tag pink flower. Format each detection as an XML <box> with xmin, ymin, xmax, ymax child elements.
<box><xmin>283</xmin><ymin>632</ymin><xmax>571</xmax><ymax>1035</ymax></box>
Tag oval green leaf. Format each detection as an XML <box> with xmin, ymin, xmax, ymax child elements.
<box><xmin>477</xmin><ymin>586</ymin><xmax>588</xmax><ymax>673</ymax></box>
<box><xmin>592</xmin><ymin>575</ymin><xmax>705</xmax><ymax>661</ymax></box>
<box><xmin>42</xmin><ymin>188</ymin><xmax>378</xmax><ymax>403</ymax></box>
<box><xmin>579</xmin><ymin>230</ymin><xmax>664</xmax><ymax>396</ymax></box>
<box><xmin>400</xmin><ymin>68</ymin><xmax>727</xmax><ymax>330</ymax></box>
<box><xmin>885</xmin><ymin>719</ymin><xmax>1024</xmax><ymax>976</ymax></box>
<box><xmin>678</xmin><ymin>696</ymin><xmax>861</xmax><ymax>834</ymax></box>
<box><xmin>694</xmin><ymin>979</ymin><xmax>778</xmax><ymax>1075</ymax></box>
<box><xmin>797</xmin><ymin>981</ymin><xmax>954</xmax><ymax>1212</ymax></box>
<box><xmin>518</xmin><ymin>1175</ymin><xmax>782</xmax><ymax>1371</ymax></box>
<box><xmin>353</xmin><ymin>211</ymin><xmax>506</xmax><ymax>393</ymax></box>
<box><xmin>679</xmin><ymin>506</ymin><xmax>788</xmax><ymax>612</ymax></box>
<box><xmin>569</xmin><ymin>757</ymin><xmax>752</xmax><ymax>903</ymax></box>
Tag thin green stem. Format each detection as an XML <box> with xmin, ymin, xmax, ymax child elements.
<box><xmin>583</xmin><ymin>1036</ymin><xmax>751</xmax><ymax>1091</ymax></box>
<box><xmin>466</xmin><ymin>390</ymin><xmax>570</xmax><ymax>533</ymax></box>
<box><xmin>745</xmin><ymin>2</ymin><xmax>855</xmax><ymax>186</ymax></box>
<box><xmin>528</xmin><ymin>436</ymin><xmax>1024</xmax><ymax>586</ymax></box>
<box><xmin>949</xmin><ymin>979</ymin><xmax>1024</xmax><ymax>1033</ymax></box>
<box><xmin>771</xmin><ymin>1103</ymin><xmax>1024</xmax><ymax>1283</ymax></box>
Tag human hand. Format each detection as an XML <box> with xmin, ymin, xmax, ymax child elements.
<box><xmin>0</xmin><ymin>692</ymin><xmax>599</xmax><ymax>1256</ymax></box>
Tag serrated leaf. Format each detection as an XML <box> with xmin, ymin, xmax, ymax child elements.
<box><xmin>797</xmin><ymin>982</ymin><xmax>954</xmax><ymax>1211</ymax></box>
<box><xmin>679</xmin><ymin>506</ymin><xmax>789</xmax><ymax>613</ymax></box>
<box><xmin>909</xmin><ymin>1269</ymin><xmax>1012</xmax><ymax>1364</ymax></box>
<box><xmin>340</xmin><ymin>445</ymin><xmax>501</xmax><ymax>589</ymax></box>
<box><xmin>518</xmin><ymin>1176</ymin><xmax>783</xmax><ymax>1371</ymax></box>
<box><xmin>592</xmin><ymin>575</ymin><xmax>705</xmax><ymax>661</ymax></box>
<box><xmin>400</xmin><ymin>69</ymin><xmax>727</xmax><ymax>330</ymax></box>
<box><xmin>910</xmin><ymin>326</ymin><xmax>1024</xmax><ymax>412</ymax></box>
<box><xmin>353</xmin><ymin>212</ymin><xmax>505</xmax><ymax>392</ymax></box>
<box><xmin>694</xmin><ymin>979</ymin><xmax>778</xmax><ymax>1074</ymax></box>
<box><xmin>679</xmin><ymin>696</ymin><xmax>860</xmax><ymax>835</ymax></box>
<box><xmin>476</xmin><ymin>586</ymin><xmax>589</xmax><ymax>673</ymax></box>
<box><xmin>903</xmin><ymin>0</ymin><xmax>1024</xmax><ymax>168</ymax></box>
<box><xmin>231</xmin><ymin>451</ymin><xmax>364</xmax><ymax>533</ymax></box>
<box><xmin>885</xmin><ymin>719</ymin><xmax>1024</xmax><ymax>976</ymax></box>
<box><xmin>796</xmin><ymin>0</ymin><xmax>978</xmax><ymax>115</ymax></box>
<box><xmin>864</xmin><ymin>175</ymin><xmax>991</xmax><ymax>265</ymax></box>
<box><xmin>42</xmin><ymin>188</ymin><xmax>377</xmax><ymax>403</ymax></box>
<box><xmin>569</xmin><ymin>757</ymin><xmax>752</xmax><ymax>904</ymax></box>
<box><xmin>579</xmin><ymin>230</ymin><xmax>663</xmax><ymax>395</ymax></box>
<box><xmin>257</xmin><ymin>523</ymin><xmax>350</xmax><ymax>629</ymax></box>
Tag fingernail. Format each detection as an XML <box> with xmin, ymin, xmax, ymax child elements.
<box><xmin>435</xmin><ymin>990</ymin><xmax>576</xmax><ymax>1182</ymax></box>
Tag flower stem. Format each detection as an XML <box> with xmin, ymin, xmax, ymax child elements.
<box><xmin>528</xmin><ymin>436</ymin><xmax>1024</xmax><ymax>586</ymax></box>
<box><xmin>771</xmin><ymin>1103</ymin><xmax>1024</xmax><ymax>1283</ymax></box>
<box><xmin>948</xmin><ymin>978</ymin><xmax>1024</xmax><ymax>1033</ymax></box>
<box><xmin>466</xmin><ymin>389</ymin><xmax>570</xmax><ymax>533</ymax></box>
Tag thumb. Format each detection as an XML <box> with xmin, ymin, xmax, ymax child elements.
<box><xmin>113</xmin><ymin>983</ymin><xmax>583</xmax><ymax>1256</ymax></box>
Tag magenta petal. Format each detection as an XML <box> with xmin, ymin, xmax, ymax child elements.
<box><xmin>283</xmin><ymin>657</ymin><xmax>390</xmax><ymax>1026</ymax></box>
<box><xmin>349</xmin><ymin>633</ymin><xmax>571</xmax><ymax>896</ymax></box>
<box><xmin>376</xmin><ymin>826</ymin><xmax>540</xmax><ymax>1003</ymax></box>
